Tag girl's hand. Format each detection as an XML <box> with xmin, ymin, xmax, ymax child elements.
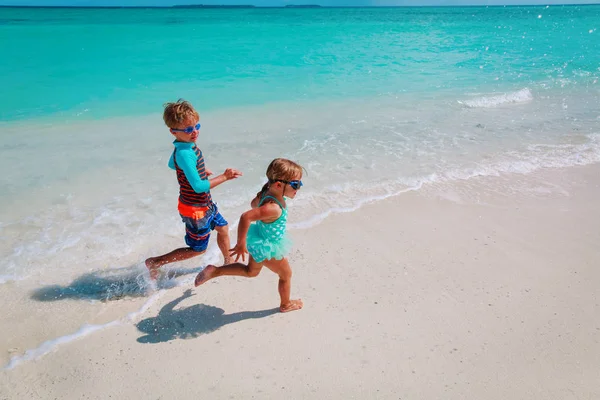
<box><xmin>230</xmin><ymin>243</ymin><xmax>248</xmax><ymax>262</ymax></box>
<box><xmin>205</xmin><ymin>168</ymin><xmax>213</xmax><ymax>176</ymax></box>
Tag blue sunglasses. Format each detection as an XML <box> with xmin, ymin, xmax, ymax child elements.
<box><xmin>171</xmin><ymin>122</ymin><xmax>201</xmax><ymax>134</ymax></box>
<box><xmin>276</xmin><ymin>179</ymin><xmax>303</xmax><ymax>190</ymax></box>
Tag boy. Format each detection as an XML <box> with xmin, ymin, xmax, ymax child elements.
<box><xmin>146</xmin><ymin>99</ymin><xmax>242</xmax><ymax>280</ymax></box>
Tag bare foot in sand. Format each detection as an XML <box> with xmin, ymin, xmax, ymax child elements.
<box><xmin>194</xmin><ymin>265</ymin><xmax>217</xmax><ymax>287</ymax></box>
<box><xmin>145</xmin><ymin>258</ymin><xmax>162</xmax><ymax>280</ymax></box>
<box><xmin>223</xmin><ymin>257</ymin><xmax>233</xmax><ymax>265</ymax></box>
<box><xmin>280</xmin><ymin>299</ymin><xmax>303</xmax><ymax>313</ymax></box>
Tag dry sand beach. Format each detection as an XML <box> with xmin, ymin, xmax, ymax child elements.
<box><xmin>2</xmin><ymin>164</ymin><xmax>599</xmax><ymax>399</ymax></box>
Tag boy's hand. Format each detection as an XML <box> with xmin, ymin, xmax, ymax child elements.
<box><xmin>230</xmin><ymin>242</ymin><xmax>248</xmax><ymax>262</ymax></box>
<box><xmin>208</xmin><ymin>169</ymin><xmax>242</xmax><ymax>189</ymax></box>
<box><xmin>223</xmin><ymin>168</ymin><xmax>242</xmax><ymax>180</ymax></box>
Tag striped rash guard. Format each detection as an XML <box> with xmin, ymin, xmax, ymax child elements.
<box><xmin>168</xmin><ymin>141</ymin><xmax>212</xmax><ymax>219</ymax></box>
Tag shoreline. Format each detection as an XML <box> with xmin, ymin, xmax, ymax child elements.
<box><xmin>2</xmin><ymin>163</ymin><xmax>599</xmax><ymax>398</ymax></box>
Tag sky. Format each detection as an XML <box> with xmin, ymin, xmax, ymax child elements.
<box><xmin>1</xmin><ymin>0</ymin><xmax>599</xmax><ymax>6</ymax></box>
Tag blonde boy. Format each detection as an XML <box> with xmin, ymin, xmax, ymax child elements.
<box><xmin>146</xmin><ymin>99</ymin><xmax>241</xmax><ymax>279</ymax></box>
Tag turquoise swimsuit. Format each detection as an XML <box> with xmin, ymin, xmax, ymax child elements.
<box><xmin>246</xmin><ymin>194</ymin><xmax>292</xmax><ymax>263</ymax></box>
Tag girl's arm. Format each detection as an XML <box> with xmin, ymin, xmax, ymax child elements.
<box><xmin>230</xmin><ymin>203</ymin><xmax>282</xmax><ymax>262</ymax></box>
<box><xmin>250</xmin><ymin>194</ymin><xmax>260</xmax><ymax>209</ymax></box>
<box><xmin>237</xmin><ymin>203</ymin><xmax>281</xmax><ymax>245</ymax></box>
<box><xmin>251</xmin><ymin>183</ymin><xmax>269</xmax><ymax>208</ymax></box>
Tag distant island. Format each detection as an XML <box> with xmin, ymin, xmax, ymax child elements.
<box><xmin>2</xmin><ymin>4</ymin><xmax>597</xmax><ymax>9</ymax></box>
<box><xmin>172</xmin><ymin>4</ymin><xmax>255</xmax><ymax>8</ymax></box>
<box><xmin>172</xmin><ymin>4</ymin><xmax>321</xmax><ymax>7</ymax></box>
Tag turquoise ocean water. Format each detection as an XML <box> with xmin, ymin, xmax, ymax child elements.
<box><xmin>1</xmin><ymin>6</ymin><xmax>598</xmax><ymax>121</ymax></box>
<box><xmin>0</xmin><ymin>6</ymin><xmax>599</xmax><ymax>368</ymax></box>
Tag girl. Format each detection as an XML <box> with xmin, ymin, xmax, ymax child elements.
<box><xmin>194</xmin><ymin>158</ymin><xmax>304</xmax><ymax>313</ymax></box>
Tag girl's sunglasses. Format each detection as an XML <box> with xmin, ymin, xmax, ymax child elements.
<box><xmin>171</xmin><ymin>123</ymin><xmax>201</xmax><ymax>134</ymax></box>
<box><xmin>276</xmin><ymin>179</ymin><xmax>303</xmax><ymax>190</ymax></box>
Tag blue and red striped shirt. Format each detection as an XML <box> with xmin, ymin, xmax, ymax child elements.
<box><xmin>169</xmin><ymin>141</ymin><xmax>212</xmax><ymax>215</ymax></box>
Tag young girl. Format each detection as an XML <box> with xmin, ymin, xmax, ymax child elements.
<box><xmin>194</xmin><ymin>158</ymin><xmax>304</xmax><ymax>313</ymax></box>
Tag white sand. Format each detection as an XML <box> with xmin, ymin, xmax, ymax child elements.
<box><xmin>1</xmin><ymin>164</ymin><xmax>599</xmax><ymax>399</ymax></box>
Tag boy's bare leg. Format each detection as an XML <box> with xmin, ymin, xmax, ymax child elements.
<box><xmin>194</xmin><ymin>257</ymin><xmax>262</xmax><ymax>287</ymax></box>
<box><xmin>263</xmin><ymin>258</ymin><xmax>303</xmax><ymax>313</ymax></box>
<box><xmin>214</xmin><ymin>224</ymin><xmax>233</xmax><ymax>265</ymax></box>
<box><xmin>145</xmin><ymin>248</ymin><xmax>204</xmax><ymax>280</ymax></box>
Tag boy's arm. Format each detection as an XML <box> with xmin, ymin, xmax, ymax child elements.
<box><xmin>177</xmin><ymin>149</ymin><xmax>211</xmax><ymax>193</ymax></box>
<box><xmin>209</xmin><ymin>168</ymin><xmax>242</xmax><ymax>189</ymax></box>
<box><xmin>168</xmin><ymin>152</ymin><xmax>176</xmax><ymax>170</ymax></box>
<box><xmin>177</xmin><ymin>148</ymin><xmax>242</xmax><ymax>192</ymax></box>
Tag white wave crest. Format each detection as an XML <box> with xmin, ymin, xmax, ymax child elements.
<box><xmin>3</xmin><ymin>291</ymin><xmax>164</xmax><ymax>370</ymax></box>
<box><xmin>459</xmin><ymin>88</ymin><xmax>533</xmax><ymax>108</ymax></box>
<box><xmin>289</xmin><ymin>133</ymin><xmax>600</xmax><ymax>229</ymax></box>
<box><xmin>0</xmin><ymin>275</ymin><xmax>23</xmax><ymax>285</ymax></box>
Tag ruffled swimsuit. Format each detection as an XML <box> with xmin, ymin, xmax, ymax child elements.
<box><xmin>246</xmin><ymin>195</ymin><xmax>292</xmax><ymax>263</ymax></box>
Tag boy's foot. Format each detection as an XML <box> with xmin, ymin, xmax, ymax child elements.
<box><xmin>145</xmin><ymin>258</ymin><xmax>161</xmax><ymax>280</ymax></box>
<box><xmin>280</xmin><ymin>299</ymin><xmax>303</xmax><ymax>313</ymax></box>
<box><xmin>194</xmin><ymin>265</ymin><xmax>217</xmax><ymax>287</ymax></box>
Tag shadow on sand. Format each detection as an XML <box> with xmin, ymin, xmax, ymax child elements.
<box><xmin>136</xmin><ymin>289</ymin><xmax>279</xmax><ymax>343</ymax></box>
<box><xmin>30</xmin><ymin>264</ymin><xmax>202</xmax><ymax>302</ymax></box>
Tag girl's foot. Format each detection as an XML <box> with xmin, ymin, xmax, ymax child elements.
<box><xmin>280</xmin><ymin>299</ymin><xmax>303</xmax><ymax>313</ymax></box>
<box><xmin>194</xmin><ymin>265</ymin><xmax>217</xmax><ymax>287</ymax></box>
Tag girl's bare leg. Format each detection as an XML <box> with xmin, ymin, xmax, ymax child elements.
<box><xmin>194</xmin><ymin>256</ymin><xmax>262</xmax><ymax>287</ymax></box>
<box><xmin>263</xmin><ymin>258</ymin><xmax>303</xmax><ymax>313</ymax></box>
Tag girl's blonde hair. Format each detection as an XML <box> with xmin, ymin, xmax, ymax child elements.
<box><xmin>266</xmin><ymin>158</ymin><xmax>304</xmax><ymax>182</ymax></box>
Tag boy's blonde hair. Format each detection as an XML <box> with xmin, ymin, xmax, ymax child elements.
<box><xmin>266</xmin><ymin>158</ymin><xmax>304</xmax><ymax>182</ymax></box>
<box><xmin>163</xmin><ymin>99</ymin><xmax>199</xmax><ymax>128</ymax></box>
